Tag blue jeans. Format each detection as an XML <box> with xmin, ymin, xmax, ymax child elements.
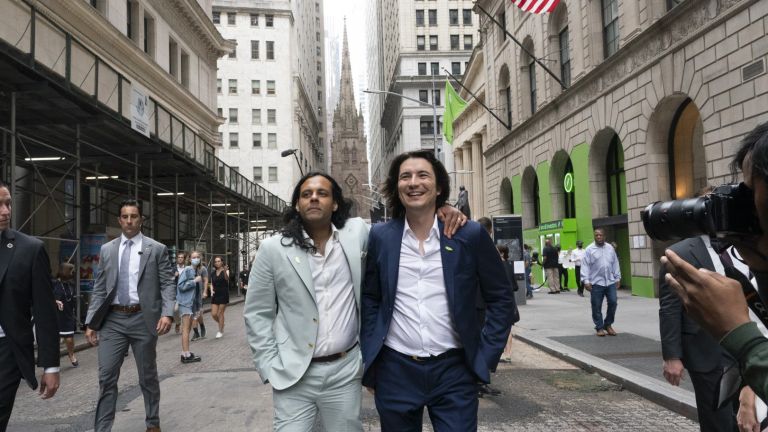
<box><xmin>525</xmin><ymin>269</ymin><xmax>532</xmax><ymax>296</ymax></box>
<box><xmin>590</xmin><ymin>283</ymin><xmax>617</xmax><ymax>330</ymax></box>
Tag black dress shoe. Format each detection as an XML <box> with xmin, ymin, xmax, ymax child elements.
<box><xmin>180</xmin><ymin>353</ymin><xmax>201</xmax><ymax>363</ymax></box>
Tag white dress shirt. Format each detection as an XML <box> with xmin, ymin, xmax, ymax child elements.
<box><xmin>580</xmin><ymin>242</ymin><xmax>621</xmax><ymax>287</ymax></box>
<box><xmin>306</xmin><ymin>225</ymin><xmax>358</xmax><ymax>357</ymax></box>
<box><xmin>385</xmin><ymin>216</ymin><xmax>461</xmax><ymax>357</ymax></box>
<box><xmin>112</xmin><ymin>233</ymin><xmax>143</xmax><ymax>305</ymax></box>
<box><xmin>570</xmin><ymin>248</ymin><xmax>586</xmax><ymax>266</ymax></box>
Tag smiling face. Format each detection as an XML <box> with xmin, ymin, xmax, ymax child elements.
<box><xmin>296</xmin><ymin>176</ymin><xmax>337</xmax><ymax>230</ymax></box>
<box><xmin>0</xmin><ymin>186</ymin><xmax>10</xmax><ymax>232</ymax></box>
<box><xmin>397</xmin><ymin>157</ymin><xmax>440</xmax><ymax>214</ymax></box>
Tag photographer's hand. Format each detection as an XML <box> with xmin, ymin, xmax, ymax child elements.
<box><xmin>661</xmin><ymin>249</ymin><xmax>750</xmax><ymax>340</ymax></box>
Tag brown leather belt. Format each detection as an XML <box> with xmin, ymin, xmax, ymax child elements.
<box><xmin>111</xmin><ymin>304</ymin><xmax>142</xmax><ymax>313</ymax></box>
<box><xmin>311</xmin><ymin>342</ymin><xmax>358</xmax><ymax>363</ymax></box>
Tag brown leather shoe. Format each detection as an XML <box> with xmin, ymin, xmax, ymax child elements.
<box><xmin>146</xmin><ymin>427</ymin><xmax>161</xmax><ymax>432</ymax></box>
<box><xmin>596</xmin><ymin>329</ymin><xmax>607</xmax><ymax>337</ymax></box>
<box><xmin>605</xmin><ymin>326</ymin><xmax>617</xmax><ymax>336</ymax></box>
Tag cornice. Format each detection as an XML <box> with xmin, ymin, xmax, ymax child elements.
<box><xmin>159</xmin><ymin>0</ymin><xmax>234</xmax><ymax>58</ymax></box>
<box><xmin>36</xmin><ymin>1</ymin><xmax>220</xmax><ymax>134</ymax></box>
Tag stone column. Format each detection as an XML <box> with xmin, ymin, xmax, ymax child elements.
<box><xmin>471</xmin><ymin>134</ymin><xmax>484</xmax><ymax>219</ymax></box>
<box><xmin>453</xmin><ymin>147</ymin><xmax>464</xmax><ymax>203</ymax></box>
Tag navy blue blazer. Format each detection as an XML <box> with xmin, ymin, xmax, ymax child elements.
<box><xmin>361</xmin><ymin>218</ymin><xmax>518</xmax><ymax>387</ymax></box>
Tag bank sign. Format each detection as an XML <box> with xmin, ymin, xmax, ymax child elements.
<box><xmin>131</xmin><ymin>84</ymin><xmax>150</xmax><ymax>138</ymax></box>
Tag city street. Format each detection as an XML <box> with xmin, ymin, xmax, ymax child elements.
<box><xmin>8</xmin><ymin>301</ymin><xmax>698</xmax><ymax>431</ymax></box>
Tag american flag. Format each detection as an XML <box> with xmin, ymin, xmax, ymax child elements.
<box><xmin>511</xmin><ymin>0</ymin><xmax>561</xmax><ymax>14</ymax></box>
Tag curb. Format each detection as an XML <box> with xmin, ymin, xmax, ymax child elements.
<box><xmin>60</xmin><ymin>298</ymin><xmax>246</xmax><ymax>357</ymax></box>
<box><xmin>515</xmin><ymin>329</ymin><xmax>698</xmax><ymax>421</ymax></box>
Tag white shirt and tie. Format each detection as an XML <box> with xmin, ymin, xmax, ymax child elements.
<box><xmin>386</xmin><ymin>215</ymin><xmax>461</xmax><ymax>357</ymax></box>
<box><xmin>112</xmin><ymin>233</ymin><xmax>143</xmax><ymax>305</ymax></box>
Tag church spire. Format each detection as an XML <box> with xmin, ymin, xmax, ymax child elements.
<box><xmin>335</xmin><ymin>19</ymin><xmax>357</xmax><ymax>122</ymax></box>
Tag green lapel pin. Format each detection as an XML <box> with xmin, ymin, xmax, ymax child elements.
<box><xmin>445</xmin><ymin>246</ymin><xmax>454</xmax><ymax>252</ymax></box>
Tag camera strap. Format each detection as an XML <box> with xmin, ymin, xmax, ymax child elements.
<box><xmin>723</xmin><ymin>265</ymin><xmax>768</xmax><ymax>329</ymax></box>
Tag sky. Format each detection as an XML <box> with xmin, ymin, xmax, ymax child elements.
<box><xmin>324</xmin><ymin>0</ymin><xmax>369</xmax><ymax>126</ymax></box>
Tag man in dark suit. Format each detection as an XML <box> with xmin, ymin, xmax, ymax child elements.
<box><xmin>659</xmin><ymin>234</ymin><xmax>742</xmax><ymax>431</ymax></box>
<box><xmin>362</xmin><ymin>150</ymin><xmax>517</xmax><ymax>431</ymax></box>
<box><xmin>0</xmin><ymin>180</ymin><xmax>60</xmax><ymax>431</ymax></box>
<box><xmin>85</xmin><ymin>199</ymin><xmax>175</xmax><ymax>432</ymax></box>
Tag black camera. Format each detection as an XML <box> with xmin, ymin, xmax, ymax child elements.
<box><xmin>641</xmin><ymin>183</ymin><xmax>762</xmax><ymax>242</ymax></box>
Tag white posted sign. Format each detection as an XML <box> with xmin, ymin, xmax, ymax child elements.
<box><xmin>131</xmin><ymin>84</ymin><xmax>150</xmax><ymax>138</ymax></box>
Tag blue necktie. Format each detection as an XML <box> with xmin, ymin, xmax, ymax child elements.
<box><xmin>117</xmin><ymin>240</ymin><xmax>133</xmax><ymax>305</ymax></box>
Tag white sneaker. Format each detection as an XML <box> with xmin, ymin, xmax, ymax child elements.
<box><xmin>216</xmin><ymin>332</ymin><xmax>223</xmax><ymax>339</ymax></box>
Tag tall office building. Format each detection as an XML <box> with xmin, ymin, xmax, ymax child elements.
<box><xmin>213</xmin><ymin>0</ymin><xmax>327</xmax><ymax>201</ymax></box>
<box><xmin>366</xmin><ymin>0</ymin><xmax>478</xmax><ymax>186</ymax></box>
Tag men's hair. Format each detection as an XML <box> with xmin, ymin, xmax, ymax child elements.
<box><xmin>594</xmin><ymin>228</ymin><xmax>605</xmax><ymax>235</ymax></box>
<box><xmin>0</xmin><ymin>179</ymin><xmax>9</xmax><ymax>191</ymax></box>
<box><xmin>280</xmin><ymin>171</ymin><xmax>352</xmax><ymax>252</ymax></box>
<box><xmin>477</xmin><ymin>217</ymin><xmax>492</xmax><ymax>232</ymax></box>
<box><xmin>732</xmin><ymin>121</ymin><xmax>768</xmax><ymax>182</ymax></box>
<box><xmin>119</xmin><ymin>198</ymin><xmax>143</xmax><ymax>218</ymax></box>
<box><xmin>176</xmin><ymin>251</ymin><xmax>187</xmax><ymax>259</ymax></box>
<box><xmin>576</xmin><ymin>240</ymin><xmax>583</xmax><ymax>247</ymax></box>
<box><xmin>496</xmin><ymin>244</ymin><xmax>509</xmax><ymax>261</ymax></box>
<box><xmin>382</xmin><ymin>150</ymin><xmax>450</xmax><ymax>219</ymax></box>
<box><xmin>523</xmin><ymin>243</ymin><xmax>531</xmax><ymax>250</ymax></box>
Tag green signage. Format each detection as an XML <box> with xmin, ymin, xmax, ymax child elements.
<box><xmin>539</xmin><ymin>220</ymin><xmax>563</xmax><ymax>232</ymax></box>
<box><xmin>563</xmin><ymin>172</ymin><xmax>574</xmax><ymax>193</ymax></box>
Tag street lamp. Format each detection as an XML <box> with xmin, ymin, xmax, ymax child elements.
<box><xmin>363</xmin><ymin>88</ymin><xmax>441</xmax><ymax>157</ymax></box>
<box><xmin>281</xmin><ymin>149</ymin><xmax>304</xmax><ymax>176</ymax></box>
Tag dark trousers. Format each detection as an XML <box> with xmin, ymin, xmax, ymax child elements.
<box><xmin>689</xmin><ymin>368</ymin><xmax>738</xmax><ymax>432</ymax></box>
<box><xmin>575</xmin><ymin>266</ymin><xmax>583</xmax><ymax>294</ymax></box>
<box><xmin>0</xmin><ymin>338</ymin><xmax>22</xmax><ymax>432</ymax></box>
<box><xmin>374</xmin><ymin>346</ymin><xmax>478</xmax><ymax>432</ymax></box>
<box><xmin>559</xmin><ymin>264</ymin><xmax>569</xmax><ymax>289</ymax></box>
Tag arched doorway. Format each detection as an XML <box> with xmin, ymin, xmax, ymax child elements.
<box><xmin>521</xmin><ymin>166</ymin><xmax>538</xmax><ymax>229</ymax></box>
<box><xmin>499</xmin><ymin>177</ymin><xmax>513</xmax><ymax>214</ymax></box>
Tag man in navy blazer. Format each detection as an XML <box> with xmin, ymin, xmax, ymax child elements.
<box><xmin>361</xmin><ymin>150</ymin><xmax>518</xmax><ymax>431</ymax></box>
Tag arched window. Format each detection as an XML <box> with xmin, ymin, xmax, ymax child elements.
<box><xmin>533</xmin><ymin>175</ymin><xmax>541</xmax><ymax>226</ymax></box>
<box><xmin>669</xmin><ymin>98</ymin><xmax>705</xmax><ymax>199</ymax></box>
<box><xmin>498</xmin><ymin>65</ymin><xmax>512</xmax><ymax>127</ymax></box>
<box><xmin>563</xmin><ymin>158</ymin><xmax>575</xmax><ymax>218</ymax></box>
<box><xmin>606</xmin><ymin>134</ymin><xmax>625</xmax><ymax>216</ymax></box>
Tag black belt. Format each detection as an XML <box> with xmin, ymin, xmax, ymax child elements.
<box><xmin>111</xmin><ymin>304</ymin><xmax>142</xmax><ymax>313</ymax></box>
<box><xmin>311</xmin><ymin>342</ymin><xmax>358</xmax><ymax>363</ymax></box>
<box><xmin>384</xmin><ymin>345</ymin><xmax>464</xmax><ymax>363</ymax></box>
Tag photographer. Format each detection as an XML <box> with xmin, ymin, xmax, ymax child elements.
<box><xmin>663</xmin><ymin>122</ymin><xmax>768</xmax><ymax>403</ymax></box>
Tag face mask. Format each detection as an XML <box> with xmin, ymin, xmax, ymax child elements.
<box><xmin>191</xmin><ymin>258</ymin><xmax>201</xmax><ymax>266</ymax></box>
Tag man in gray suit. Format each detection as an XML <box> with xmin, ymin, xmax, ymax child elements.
<box><xmin>85</xmin><ymin>199</ymin><xmax>175</xmax><ymax>432</ymax></box>
<box><xmin>244</xmin><ymin>172</ymin><xmax>465</xmax><ymax>431</ymax></box>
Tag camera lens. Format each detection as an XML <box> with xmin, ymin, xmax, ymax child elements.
<box><xmin>641</xmin><ymin>197</ymin><xmax>714</xmax><ymax>241</ymax></box>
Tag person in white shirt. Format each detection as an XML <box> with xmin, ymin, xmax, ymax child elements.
<box><xmin>581</xmin><ymin>228</ymin><xmax>621</xmax><ymax>337</ymax></box>
<box><xmin>570</xmin><ymin>240</ymin><xmax>586</xmax><ymax>296</ymax></box>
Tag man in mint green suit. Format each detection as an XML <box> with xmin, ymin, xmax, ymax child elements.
<box><xmin>244</xmin><ymin>172</ymin><xmax>466</xmax><ymax>431</ymax></box>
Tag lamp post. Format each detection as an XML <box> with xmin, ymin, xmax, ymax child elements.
<box><xmin>363</xmin><ymin>183</ymin><xmax>387</xmax><ymax>222</ymax></box>
<box><xmin>363</xmin><ymin>87</ymin><xmax>440</xmax><ymax>157</ymax></box>
<box><xmin>281</xmin><ymin>148</ymin><xmax>304</xmax><ymax>176</ymax></box>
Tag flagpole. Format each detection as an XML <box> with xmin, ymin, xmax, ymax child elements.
<box><xmin>443</xmin><ymin>68</ymin><xmax>510</xmax><ymax>130</ymax></box>
<box><xmin>431</xmin><ymin>71</ymin><xmax>439</xmax><ymax>157</ymax></box>
<box><xmin>474</xmin><ymin>2</ymin><xmax>567</xmax><ymax>91</ymax></box>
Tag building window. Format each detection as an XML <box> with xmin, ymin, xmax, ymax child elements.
<box><xmin>127</xmin><ymin>0</ymin><xmax>139</xmax><ymax>43</ymax></box>
<box><xmin>667</xmin><ymin>0</ymin><xmax>683</xmax><ymax>10</ymax></box>
<box><xmin>228</xmin><ymin>39</ymin><xmax>236</xmax><ymax>58</ymax></box>
<box><xmin>253</xmin><ymin>133</ymin><xmax>262</xmax><ymax>148</ymax></box>
<box><xmin>564</xmin><ymin>159</ymin><xmax>576</xmax><ymax>218</ymax></box>
<box><xmin>228</xmin><ymin>79</ymin><xmax>237</xmax><ymax>95</ymax></box>
<box><xmin>559</xmin><ymin>27</ymin><xmax>571</xmax><ymax>87</ymax></box>
<box><xmin>268</xmin><ymin>166</ymin><xmax>278</xmax><ymax>182</ymax></box>
<box><xmin>417</xmin><ymin>36</ymin><xmax>425</xmax><ymax>51</ymax></box>
<box><xmin>428</xmin><ymin>9</ymin><xmax>437</xmax><ymax>26</ymax></box>
<box><xmin>229</xmin><ymin>132</ymin><xmax>239</xmax><ymax>147</ymax></box>
<box><xmin>431</xmin><ymin>62</ymin><xmax>439</xmax><ymax>75</ymax></box>
<box><xmin>463</xmin><ymin>35</ymin><xmax>473</xmax><ymax>50</ymax></box>
<box><xmin>143</xmin><ymin>13</ymin><xmax>156</xmax><ymax>57</ymax></box>
<box><xmin>419</xmin><ymin>90</ymin><xmax>429</xmax><ymax>103</ymax></box>
<box><xmin>606</xmin><ymin>134</ymin><xmax>625</xmax><ymax>216</ymax></box>
<box><xmin>602</xmin><ymin>0</ymin><xmax>619</xmax><ymax>58</ymax></box>
<box><xmin>433</xmin><ymin>89</ymin><xmax>441</xmax><ymax>106</ymax></box>
<box><xmin>420</xmin><ymin>119</ymin><xmax>440</xmax><ymax>135</ymax></box>
<box><xmin>265</xmin><ymin>14</ymin><xmax>274</xmax><ymax>27</ymax></box>
<box><xmin>227</xmin><ymin>12</ymin><xmax>235</xmax><ymax>25</ymax></box>
<box><xmin>451</xmin><ymin>62</ymin><xmax>461</xmax><ymax>75</ymax></box>
<box><xmin>416</xmin><ymin>10</ymin><xmax>425</xmax><ymax>26</ymax></box>
<box><xmin>498</xmin><ymin>11</ymin><xmax>506</xmax><ymax>41</ymax></box>
<box><xmin>429</xmin><ymin>35</ymin><xmax>438</xmax><ymax>50</ymax></box>
<box><xmin>267</xmin><ymin>109</ymin><xmax>276</xmax><ymax>124</ymax></box>
<box><xmin>449</xmin><ymin>9</ymin><xmax>459</xmax><ymax>25</ymax></box>
<box><xmin>217</xmin><ymin>107</ymin><xmax>223</xmax><ymax>117</ymax></box>
<box><xmin>252</xmin><ymin>109</ymin><xmax>261</xmax><ymax>124</ymax></box>
<box><xmin>250</xmin><ymin>13</ymin><xmax>259</xmax><ymax>26</ymax></box>
<box><xmin>418</xmin><ymin>62</ymin><xmax>427</xmax><ymax>75</ymax></box>
<box><xmin>463</xmin><ymin>9</ymin><xmax>472</xmax><ymax>26</ymax></box>
<box><xmin>533</xmin><ymin>176</ymin><xmax>540</xmax><ymax>226</ymax></box>
<box><xmin>316</xmin><ymin>46</ymin><xmax>321</xmax><ymax>56</ymax></box>
<box><xmin>268</xmin><ymin>133</ymin><xmax>277</xmax><ymax>148</ymax></box>
<box><xmin>253</xmin><ymin>166</ymin><xmax>262</xmax><ymax>182</ymax></box>
<box><xmin>251</xmin><ymin>80</ymin><xmax>260</xmax><ymax>95</ymax></box>
<box><xmin>266</xmin><ymin>80</ymin><xmax>276</xmax><ymax>95</ymax></box>
<box><xmin>180</xmin><ymin>51</ymin><xmax>189</xmax><ymax>88</ymax></box>
<box><xmin>213</xmin><ymin>11</ymin><xmax>220</xmax><ymax>25</ymax></box>
<box><xmin>529</xmin><ymin>60</ymin><xmax>536</xmax><ymax>114</ymax></box>
<box><xmin>229</xmin><ymin>108</ymin><xmax>238</xmax><ymax>123</ymax></box>
<box><xmin>251</xmin><ymin>40</ymin><xmax>259</xmax><ymax>59</ymax></box>
<box><xmin>266</xmin><ymin>41</ymin><xmax>274</xmax><ymax>60</ymax></box>
<box><xmin>450</xmin><ymin>35</ymin><xmax>460</xmax><ymax>50</ymax></box>
<box><xmin>217</xmin><ymin>79</ymin><xmax>222</xmax><ymax>94</ymax></box>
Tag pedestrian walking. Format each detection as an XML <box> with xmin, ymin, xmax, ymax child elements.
<box><xmin>210</xmin><ymin>256</ymin><xmax>229</xmax><ymax>338</ymax></box>
<box><xmin>581</xmin><ymin>228</ymin><xmax>621</xmax><ymax>337</ymax></box>
<box><xmin>523</xmin><ymin>244</ymin><xmax>534</xmax><ymax>299</ymax></box>
<box><xmin>542</xmin><ymin>238</ymin><xmax>561</xmax><ymax>294</ymax></box>
<box><xmin>173</xmin><ymin>251</ymin><xmax>187</xmax><ymax>334</ymax></box>
<box><xmin>177</xmin><ymin>251</ymin><xmax>203</xmax><ymax>364</ymax></box>
<box><xmin>191</xmin><ymin>254</ymin><xmax>209</xmax><ymax>341</ymax></box>
<box><xmin>53</xmin><ymin>262</ymin><xmax>78</xmax><ymax>368</ymax></box>
<box><xmin>570</xmin><ymin>241</ymin><xmax>586</xmax><ymax>296</ymax></box>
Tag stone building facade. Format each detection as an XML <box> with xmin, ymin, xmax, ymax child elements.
<box><xmin>331</xmin><ymin>26</ymin><xmax>370</xmax><ymax>219</ymax></box>
<box><xmin>454</xmin><ymin>0</ymin><xmax>768</xmax><ymax>297</ymax></box>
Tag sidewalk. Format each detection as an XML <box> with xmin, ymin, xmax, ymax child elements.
<box><xmin>513</xmin><ymin>288</ymin><xmax>698</xmax><ymax>420</ymax></box>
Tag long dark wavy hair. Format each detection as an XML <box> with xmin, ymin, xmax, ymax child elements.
<box><xmin>732</xmin><ymin>121</ymin><xmax>768</xmax><ymax>183</ymax></box>
<box><xmin>382</xmin><ymin>150</ymin><xmax>450</xmax><ymax>219</ymax></box>
<box><xmin>280</xmin><ymin>172</ymin><xmax>352</xmax><ymax>252</ymax></box>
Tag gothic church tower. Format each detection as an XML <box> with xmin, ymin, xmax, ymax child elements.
<box><xmin>330</xmin><ymin>22</ymin><xmax>370</xmax><ymax>218</ymax></box>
